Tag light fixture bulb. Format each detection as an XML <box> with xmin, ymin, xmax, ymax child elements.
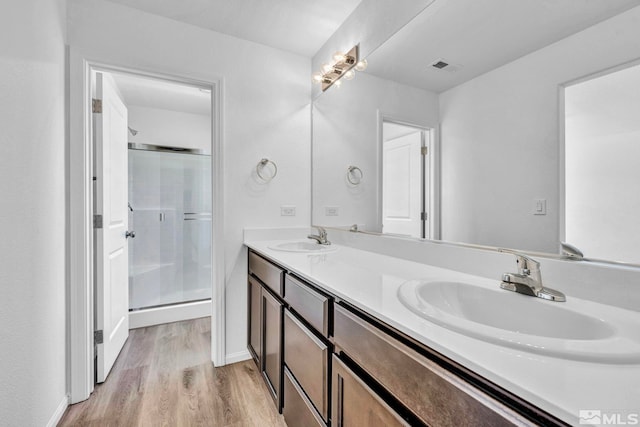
<box><xmin>355</xmin><ymin>59</ymin><xmax>368</xmax><ymax>72</ymax></box>
<box><xmin>321</xmin><ymin>63</ymin><xmax>333</xmax><ymax>74</ymax></box>
<box><xmin>311</xmin><ymin>72</ymin><xmax>323</xmax><ymax>84</ymax></box>
<box><xmin>334</xmin><ymin>79</ymin><xmax>342</xmax><ymax>88</ymax></box>
<box><xmin>343</xmin><ymin>69</ymin><xmax>355</xmax><ymax>80</ymax></box>
<box><xmin>332</xmin><ymin>51</ymin><xmax>346</xmax><ymax>62</ymax></box>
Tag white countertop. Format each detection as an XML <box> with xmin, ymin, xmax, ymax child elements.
<box><xmin>245</xmin><ymin>239</ymin><xmax>640</xmax><ymax>426</ymax></box>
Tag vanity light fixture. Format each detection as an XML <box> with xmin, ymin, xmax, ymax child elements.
<box><xmin>312</xmin><ymin>45</ymin><xmax>368</xmax><ymax>91</ymax></box>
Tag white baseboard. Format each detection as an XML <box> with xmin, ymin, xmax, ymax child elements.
<box><xmin>129</xmin><ymin>300</ymin><xmax>212</xmax><ymax>329</ymax></box>
<box><xmin>46</xmin><ymin>394</ymin><xmax>69</xmax><ymax>427</ymax></box>
<box><xmin>225</xmin><ymin>350</ymin><xmax>251</xmax><ymax>365</ymax></box>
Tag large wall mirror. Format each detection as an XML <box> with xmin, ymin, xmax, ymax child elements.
<box><xmin>312</xmin><ymin>0</ymin><xmax>640</xmax><ymax>265</ymax></box>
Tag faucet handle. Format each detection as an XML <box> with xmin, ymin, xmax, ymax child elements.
<box><xmin>515</xmin><ymin>254</ymin><xmax>539</xmax><ymax>276</ymax></box>
<box><xmin>498</xmin><ymin>248</ymin><xmax>540</xmax><ymax>276</ymax></box>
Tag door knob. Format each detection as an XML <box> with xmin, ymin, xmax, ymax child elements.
<box><xmin>125</xmin><ymin>230</ymin><xmax>136</xmax><ymax>239</ymax></box>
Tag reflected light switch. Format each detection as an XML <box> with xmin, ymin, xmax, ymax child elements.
<box><xmin>534</xmin><ymin>199</ymin><xmax>547</xmax><ymax>215</ymax></box>
<box><xmin>325</xmin><ymin>206</ymin><xmax>339</xmax><ymax>216</ymax></box>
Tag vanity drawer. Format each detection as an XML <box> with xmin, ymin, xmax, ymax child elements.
<box><xmin>284</xmin><ymin>274</ymin><xmax>331</xmax><ymax>337</ymax></box>
<box><xmin>332</xmin><ymin>355</ymin><xmax>409</xmax><ymax>427</ymax></box>
<box><xmin>284</xmin><ymin>309</ymin><xmax>330</xmax><ymax>421</ymax></box>
<box><xmin>333</xmin><ymin>305</ymin><xmax>532</xmax><ymax>427</ymax></box>
<box><xmin>283</xmin><ymin>367</ymin><xmax>326</xmax><ymax>427</ymax></box>
<box><xmin>249</xmin><ymin>251</ymin><xmax>283</xmax><ymax>297</ymax></box>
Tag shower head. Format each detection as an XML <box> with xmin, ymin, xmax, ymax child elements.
<box><xmin>128</xmin><ymin>126</ymin><xmax>139</xmax><ymax>136</ymax></box>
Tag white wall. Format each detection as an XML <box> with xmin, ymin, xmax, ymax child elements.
<box><xmin>67</xmin><ymin>0</ymin><xmax>311</xmax><ymax>361</ymax></box>
<box><xmin>313</xmin><ymin>72</ymin><xmax>438</xmax><ymax>230</ymax></box>
<box><xmin>128</xmin><ymin>105</ymin><xmax>211</xmax><ymax>152</ymax></box>
<box><xmin>565</xmin><ymin>63</ymin><xmax>640</xmax><ymax>264</ymax></box>
<box><xmin>439</xmin><ymin>5</ymin><xmax>640</xmax><ymax>254</ymax></box>
<box><xmin>0</xmin><ymin>0</ymin><xmax>69</xmax><ymax>425</ymax></box>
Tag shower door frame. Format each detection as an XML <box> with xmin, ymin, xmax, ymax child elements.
<box><xmin>68</xmin><ymin>50</ymin><xmax>226</xmax><ymax>403</ymax></box>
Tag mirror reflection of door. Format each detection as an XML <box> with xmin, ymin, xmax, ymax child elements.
<box><xmin>382</xmin><ymin>121</ymin><xmax>430</xmax><ymax>239</ymax></box>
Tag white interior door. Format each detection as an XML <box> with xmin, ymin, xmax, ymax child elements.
<box><xmin>382</xmin><ymin>131</ymin><xmax>424</xmax><ymax>238</ymax></box>
<box><xmin>94</xmin><ymin>72</ymin><xmax>130</xmax><ymax>383</ymax></box>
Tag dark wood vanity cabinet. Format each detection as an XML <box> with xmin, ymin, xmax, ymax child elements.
<box><xmin>247</xmin><ymin>251</ymin><xmax>284</xmax><ymax>411</ymax></box>
<box><xmin>248</xmin><ymin>249</ymin><xmax>567</xmax><ymax>427</ymax></box>
<box><xmin>248</xmin><ymin>250</ymin><xmax>332</xmax><ymax>419</ymax></box>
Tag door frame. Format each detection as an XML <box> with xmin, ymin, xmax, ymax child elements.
<box><xmin>376</xmin><ymin>112</ymin><xmax>440</xmax><ymax>239</ymax></box>
<box><xmin>68</xmin><ymin>49</ymin><xmax>226</xmax><ymax>403</ymax></box>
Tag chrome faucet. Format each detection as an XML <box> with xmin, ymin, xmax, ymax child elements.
<box><xmin>499</xmin><ymin>250</ymin><xmax>566</xmax><ymax>302</ymax></box>
<box><xmin>308</xmin><ymin>226</ymin><xmax>331</xmax><ymax>245</ymax></box>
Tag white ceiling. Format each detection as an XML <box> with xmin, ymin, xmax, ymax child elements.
<box><xmin>105</xmin><ymin>0</ymin><xmax>362</xmax><ymax>57</ymax></box>
<box><xmin>110</xmin><ymin>72</ymin><xmax>211</xmax><ymax>115</ymax></box>
<box><xmin>365</xmin><ymin>0</ymin><xmax>640</xmax><ymax>93</ymax></box>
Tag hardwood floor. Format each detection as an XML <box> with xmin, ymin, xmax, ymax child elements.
<box><xmin>59</xmin><ymin>318</ymin><xmax>287</xmax><ymax>426</ymax></box>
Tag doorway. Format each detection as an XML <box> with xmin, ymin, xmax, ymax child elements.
<box><xmin>91</xmin><ymin>69</ymin><xmax>214</xmax><ymax>383</ymax></box>
<box><xmin>381</xmin><ymin>120</ymin><xmax>433</xmax><ymax>239</ymax></box>
<box><xmin>69</xmin><ymin>54</ymin><xmax>225</xmax><ymax>403</ymax></box>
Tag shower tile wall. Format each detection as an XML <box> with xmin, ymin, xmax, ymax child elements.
<box><xmin>128</xmin><ymin>149</ymin><xmax>212</xmax><ymax>310</ymax></box>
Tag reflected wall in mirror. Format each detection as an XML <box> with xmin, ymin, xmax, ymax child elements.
<box><xmin>564</xmin><ymin>61</ymin><xmax>640</xmax><ymax>265</ymax></box>
<box><xmin>312</xmin><ymin>0</ymin><xmax>640</xmax><ymax>264</ymax></box>
<box><xmin>312</xmin><ymin>71</ymin><xmax>439</xmax><ymax>231</ymax></box>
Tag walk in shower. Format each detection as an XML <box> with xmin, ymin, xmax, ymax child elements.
<box><xmin>128</xmin><ymin>144</ymin><xmax>211</xmax><ymax>311</ymax></box>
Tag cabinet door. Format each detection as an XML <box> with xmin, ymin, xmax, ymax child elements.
<box><xmin>262</xmin><ymin>288</ymin><xmax>283</xmax><ymax>410</ymax></box>
<box><xmin>247</xmin><ymin>276</ymin><xmax>262</xmax><ymax>365</ymax></box>
<box><xmin>332</xmin><ymin>355</ymin><xmax>409</xmax><ymax>427</ymax></box>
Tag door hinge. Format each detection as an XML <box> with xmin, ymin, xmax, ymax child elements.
<box><xmin>93</xmin><ymin>214</ymin><xmax>103</xmax><ymax>229</ymax></box>
<box><xmin>94</xmin><ymin>330</ymin><xmax>104</xmax><ymax>345</ymax></box>
<box><xmin>421</xmin><ymin>212</ymin><xmax>428</xmax><ymax>221</ymax></box>
<box><xmin>92</xmin><ymin>98</ymin><xmax>102</xmax><ymax>113</ymax></box>
<box><xmin>421</xmin><ymin>146</ymin><xmax>428</xmax><ymax>156</ymax></box>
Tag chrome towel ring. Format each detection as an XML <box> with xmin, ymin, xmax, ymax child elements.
<box><xmin>347</xmin><ymin>165</ymin><xmax>363</xmax><ymax>185</ymax></box>
<box><xmin>256</xmin><ymin>158</ymin><xmax>278</xmax><ymax>182</ymax></box>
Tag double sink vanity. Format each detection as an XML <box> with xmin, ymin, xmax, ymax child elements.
<box><xmin>245</xmin><ymin>230</ymin><xmax>640</xmax><ymax>426</ymax></box>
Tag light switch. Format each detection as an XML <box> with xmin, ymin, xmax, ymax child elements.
<box><xmin>280</xmin><ymin>205</ymin><xmax>296</xmax><ymax>216</ymax></box>
<box><xmin>534</xmin><ymin>199</ymin><xmax>547</xmax><ymax>215</ymax></box>
<box><xmin>325</xmin><ymin>206</ymin><xmax>339</xmax><ymax>216</ymax></box>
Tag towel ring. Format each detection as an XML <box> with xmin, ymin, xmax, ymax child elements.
<box><xmin>256</xmin><ymin>158</ymin><xmax>278</xmax><ymax>182</ymax></box>
<box><xmin>347</xmin><ymin>165</ymin><xmax>363</xmax><ymax>185</ymax></box>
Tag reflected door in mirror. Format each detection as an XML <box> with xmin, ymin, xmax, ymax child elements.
<box><xmin>382</xmin><ymin>121</ymin><xmax>430</xmax><ymax>239</ymax></box>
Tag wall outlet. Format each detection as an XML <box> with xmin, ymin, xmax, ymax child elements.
<box><xmin>533</xmin><ymin>199</ymin><xmax>547</xmax><ymax>215</ymax></box>
<box><xmin>325</xmin><ymin>206</ymin><xmax>340</xmax><ymax>216</ymax></box>
<box><xmin>280</xmin><ymin>205</ymin><xmax>296</xmax><ymax>216</ymax></box>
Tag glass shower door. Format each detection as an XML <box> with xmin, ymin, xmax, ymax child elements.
<box><xmin>128</xmin><ymin>148</ymin><xmax>211</xmax><ymax>310</ymax></box>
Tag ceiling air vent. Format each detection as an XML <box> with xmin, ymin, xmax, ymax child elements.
<box><xmin>432</xmin><ymin>60</ymin><xmax>449</xmax><ymax>69</ymax></box>
<box><xmin>429</xmin><ymin>58</ymin><xmax>461</xmax><ymax>73</ymax></box>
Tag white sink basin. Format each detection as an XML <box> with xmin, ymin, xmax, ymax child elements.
<box><xmin>398</xmin><ymin>280</ymin><xmax>640</xmax><ymax>363</ymax></box>
<box><xmin>269</xmin><ymin>241</ymin><xmax>337</xmax><ymax>253</ymax></box>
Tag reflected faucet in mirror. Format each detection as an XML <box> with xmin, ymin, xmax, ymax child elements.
<box><xmin>561</xmin><ymin>242</ymin><xmax>584</xmax><ymax>260</ymax></box>
<box><xmin>499</xmin><ymin>250</ymin><xmax>566</xmax><ymax>302</ymax></box>
<box><xmin>308</xmin><ymin>226</ymin><xmax>331</xmax><ymax>245</ymax></box>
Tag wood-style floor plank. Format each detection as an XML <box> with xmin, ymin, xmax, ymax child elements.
<box><xmin>59</xmin><ymin>318</ymin><xmax>287</xmax><ymax>427</ymax></box>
